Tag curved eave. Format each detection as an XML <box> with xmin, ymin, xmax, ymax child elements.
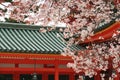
<box><xmin>79</xmin><ymin>22</ymin><xmax>120</xmax><ymax>44</ymax></box>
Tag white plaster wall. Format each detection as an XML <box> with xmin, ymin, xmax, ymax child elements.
<box><xmin>0</xmin><ymin>63</ymin><xmax>15</xmax><ymax>68</ymax></box>
<box><xmin>19</xmin><ymin>64</ymin><xmax>43</xmax><ymax>68</ymax></box>
<box><xmin>59</xmin><ymin>64</ymin><xmax>67</xmax><ymax>68</ymax></box>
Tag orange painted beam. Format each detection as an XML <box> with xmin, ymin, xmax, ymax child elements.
<box><xmin>80</xmin><ymin>22</ymin><xmax>120</xmax><ymax>44</ymax></box>
<box><xmin>0</xmin><ymin>68</ymin><xmax>74</xmax><ymax>73</ymax></box>
<box><xmin>0</xmin><ymin>52</ymin><xmax>73</xmax><ymax>66</ymax></box>
<box><xmin>0</xmin><ymin>52</ymin><xmax>72</xmax><ymax>60</ymax></box>
<box><xmin>0</xmin><ymin>58</ymin><xmax>72</xmax><ymax>64</ymax></box>
<box><xmin>0</xmin><ymin>68</ymin><xmax>55</xmax><ymax>72</ymax></box>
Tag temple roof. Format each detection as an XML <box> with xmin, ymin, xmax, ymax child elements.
<box><xmin>0</xmin><ymin>22</ymin><xmax>82</xmax><ymax>54</ymax></box>
<box><xmin>0</xmin><ymin>17</ymin><xmax>118</xmax><ymax>54</ymax></box>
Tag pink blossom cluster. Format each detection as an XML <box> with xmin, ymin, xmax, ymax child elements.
<box><xmin>0</xmin><ymin>0</ymin><xmax>120</xmax><ymax>78</ymax></box>
<box><xmin>66</xmin><ymin>35</ymin><xmax>120</xmax><ymax>78</ymax></box>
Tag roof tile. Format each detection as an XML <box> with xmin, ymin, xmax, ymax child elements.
<box><xmin>0</xmin><ymin>22</ymin><xmax>82</xmax><ymax>54</ymax></box>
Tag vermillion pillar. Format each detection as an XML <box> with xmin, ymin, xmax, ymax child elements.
<box><xmin>55</xmin><ymin>70</ymin><xmax>59</xmax><ymax>80</ymax></box>
<box><xmin>13</xmin><ymin>74</ymin><xmax>20</xmax><ymax>80</ymax></box>
<box><xmin>55</xmin><ymin>60</ymin><xmax>59</xmax><ymax>80</ymax></box>
<box><xmin>13</xmin><ymin>64</ymin><xmax>20</xmax><ymax>80</ymax></box>
<box><xmin>69</xmin><ymin>73</ymin><xmax>75</xmax><ymax>80</ymax></box>
<box><xmin>42</xmin><ymin>73</ymin><xmax>48</xmax><ymax>80</ymax></box>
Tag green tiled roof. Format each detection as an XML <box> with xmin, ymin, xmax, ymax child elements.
<box><xmin>0</xmin><ymin>22</ymin><xmax>82</xmax><ymax>54</ymax></box>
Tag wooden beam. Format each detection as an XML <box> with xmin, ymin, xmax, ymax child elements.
<box><xmin>0</xmin><ymin>52</ymin><xmax>72</xmax><ymax>60</ymax></box>
<box><xmin>0</xmin><ymin>68</ymin><xmax>74</xmax><ymax>73</ymax></box>
<box><xmin>0</xmin><ymin>58</ymin><xmax>72</xmax><ymax>64</ymax></box>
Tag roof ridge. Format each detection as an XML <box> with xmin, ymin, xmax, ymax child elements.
<box><xmin>0</xmin><ymin>22</ymin><xmax>65</xmax><ymax>31</ymax></box>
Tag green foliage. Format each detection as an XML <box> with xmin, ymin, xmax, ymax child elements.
<box><xmin>5</xmin><ymin>0</ymin><xmax>12</xmax><ymax>2</ymax></box>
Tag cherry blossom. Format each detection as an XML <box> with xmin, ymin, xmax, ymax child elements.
<box><xmin>0</xmin><ymin>0</ymin><xmax>120</xmax><ymax>78</ymax></box>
